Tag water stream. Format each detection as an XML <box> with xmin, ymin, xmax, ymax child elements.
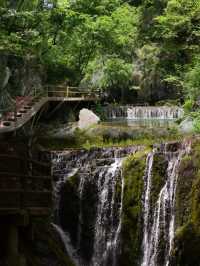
<box><xmin>103</xmin><ymin>106</ymin><xmax>183</xmax><ymax>120</ymax></box>
<box><xmin>51</xmin><ymin>147</ymin><xmax>139</xmax><ymax>266</ymax></box>
<box><xmin>141</xmin><ymin>143</ymin><xmax>189</xmax><ymax>266</ymax></box>
<box><xmin>50</xmin><ymin>141</ymin><xmax>191</xmax><ymax>266</ymax></box>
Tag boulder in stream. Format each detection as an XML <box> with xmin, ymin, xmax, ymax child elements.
<box><xmin>179</xmin><ymin>117</ymin><xmax>194</xmax><ymax>133</ymax></box>
<box><xmin>78</xmin><ymin>108</ymin><xmax>100</xmax><ymax>129</ymax></box>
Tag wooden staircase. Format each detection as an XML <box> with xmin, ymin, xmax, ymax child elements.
<box><xmin>0</xmin><ymin>154</ymin><xmax>52</xmax><ymax>216</ymax></box>
<box><xmin>0</xmin><ymin>86</ymin><xmax>100</xmax><ymax>134</ymax></box>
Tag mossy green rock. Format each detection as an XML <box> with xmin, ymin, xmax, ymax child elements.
<box><xmin>171</xmin><ymin>140</ymin><xmax>200</xmax><ymax>266</ymax></box>
<box><xmin>119</xmin><ymin>150</ymin><xmax>147</xmax><ymax>266</ymax></box>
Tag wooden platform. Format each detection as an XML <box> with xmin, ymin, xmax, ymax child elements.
<box><xmin>0</xmin><ymin>87</ymin><xmax>99</xmax><ymax>133</ymax></box>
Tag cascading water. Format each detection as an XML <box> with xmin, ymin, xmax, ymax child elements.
<box><xmin>127</xmin><ymin>107</ymin><xmax>183</xmax><ymax>120</ymax></box>
<box><xmin>49</xmin><ymin>140</ymin><xmax>192</xmax><ymax>266</ymax></box>
<box><xmin>91</xmin><ymin>158</ymin><xmax>123</xmax><ymax>266</ymax></box>
<box><xmin>141</xmin><ymin>151</ymin><xmax>155</xmax><ymax>266</ymax></box>
<box><xmin>51</xmin><ymin>223</ymin><xmax>80</xmax><ymax>265</ymax></box>
<box><xmin>103</xmin><ymin>106</ymin><xmax>183</xmax><ymax>120</ymax></box>
<box><xmin>51</xmin><ymin>147</ymin><xmax>139</xmax><ymax>266</ymax></box>
<box><xmin>141</xmin><ymin>142</ymin><xmax>190</xmax><ymax>266</ymax></box>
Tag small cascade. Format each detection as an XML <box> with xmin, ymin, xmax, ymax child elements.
<box><xmin>141</xmin><ymin>143</ymin><xmax>190</xmax><ymax>266</ymax></box>
<box><xmin>127</xmin><ymin>106</ymin><xmax>183</xmax><ymax>120</ymax></box>
<box><xmin>51</xmin><ymin>147</ymin><xmax>140</xmax><ymax>266</ymax></box>
<box><xmin>51</xmin><ymin>223</ymin><xmax>80</xmax><ymax>265</ymax></box>
<box><xmin>103</xmin><ymin>106</ymin><xmax>183</xmax><ymax>120</ymax></box>
<box><xmin>50</xmin><ymin>140</ymin><xmax>192</xmax><ymax>266</ymax></box>
<box><xmin>91</xmin><ymin>158</ymin><xmax>123</xmax><ymax>266</ymax></box>
<box><xmin>141</xmin><ymin>151</ymin><xmax>155</xmax><ymax>266</ymax></box>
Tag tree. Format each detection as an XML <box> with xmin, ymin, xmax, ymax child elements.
<box><xmin>184</xmin><ymin>55</ymin><xmax>200</xmax><ymax>100</ymax></box>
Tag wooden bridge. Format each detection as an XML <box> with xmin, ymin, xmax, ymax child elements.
<box><xmin>0</xmin><ymin>86</ymin><xmax>100</xmax><ymax>133</ymax></box>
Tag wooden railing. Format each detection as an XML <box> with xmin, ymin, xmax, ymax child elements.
<box><xmin>0</xmin><ymin>86</ymin><xmax>100</xmax><ymax>129</ymax></box>
<box><xmin>0</xmin><ymin>155</ymin><xmax>52</xmax><ymax>213</ymax></box>
<box><xmin>46</xmin><ymin>85</ymin><xmax>100</xmax><ymax>99</ymax></box>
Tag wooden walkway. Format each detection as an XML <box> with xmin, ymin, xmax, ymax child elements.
<box><xmin>0</xmin><ymin>86</ymin><xmax>100</xmax><ymax>133</ymax></box>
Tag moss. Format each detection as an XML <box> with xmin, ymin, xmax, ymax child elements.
<box><xmin>119</xmin><ymin>149</ymin><xmax>148</xmax><ymax>266</ymax></box>
<box><xmin>171</xmin><ymin>139</ymin><xmax>200</xmax><ymax>265</ymax></box>
<box><xmin>37</xmin><ymin>124</ymin><xmax>184</xmax><ymax>150</ymax></box>
<box><xmin>150</xmin><ymin>154</ymin><xmax>168</xmax><ymax>208</ymax></box>
<box><xmin>171</xmin><ymin>222</ymin><xmax>200</xmax><ymax>266</ymax></box>
<box><xmin>191</xmin><ymin>173</ymin><xmax>200</xmax><ymax>229</ymax></box>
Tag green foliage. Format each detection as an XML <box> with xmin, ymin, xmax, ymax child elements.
<box><xmin>101</xmin><ymin>58</ymin><xmax>133</xmax><ymax>88</ymax></box>
<box><xmin>1</xmin><ymin>0</ymin><xmax>199</xmax><ymax>104</ymax></box>
<box><xmin>193</xmin><ymin>116</ymin><xmax>200</xmax><ymax>133</ymax></box>
<box><xmin>184</xmin><ymin>56</ymin><xmax>200</xmax><ymax>100</ymax></box>
<box><xmin>0</xmin><ymin>0</ymin><xmax>140</xmax><ymax>98</ymax></box>
<box><xmin>1</xmin><ymin>0</ymin><xmax>200</xmax><ymax>104</ymax></box>
<box><xmin>183</xmin><ymin>99</ymin><xmax>194</xmax><ymax>112</ymax></box>
<box><xmin>153</xmin><ymin>0</ymin><xmax>200</xmax><ymax>102</ymax></box>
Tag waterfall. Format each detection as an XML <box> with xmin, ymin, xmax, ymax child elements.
<box><xmin>141</xmin><ymin>143</ymin><xmax>189</xmax><ymax>266</ymax></box>
<box><xmin>51</xmin><ymin>223</ymin><xmax>80</xmax><ymax>266</ymax></box>
<box><xmin>141</xmin><ymin>152</ymin><xmax>155</xmax><ymax>266</ymax></box>
<box><xmin>103</xmin><ymin>106</ymin><xmax>183</xmax><ymax>120</ymax></box>
<box><xmin>91</xmin><ymin>158</ymin><xmax>123</xmax><ymax>266</ymax></box>
<box><xmin>50</xmin><ymin>141</ymin><xmax>192</xmax><ymax>266</ymax></box>
<box><xmin>51</xmin><ymin>147</ymin><xmax>139</xmax><ymax>266</ymax></box>
<box><xmin>127</xmin><ymin>107</ymin><xmax>183</xmax><ymax>120</ymax></box>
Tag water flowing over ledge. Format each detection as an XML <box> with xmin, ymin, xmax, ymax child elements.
<box><xmin>51</xmin><ymin>146</ymin><xmax>142</xmax><ymax>266</ymax></box>
<box><xmin>50</xmin><ymin>140</ymin><xmax>192</xmax><ymax>266</ymax></box>
<box><xmin>141</xmin><ymin>140</ymin><xmax>191</xmax><ymax>266</ymax></box>
<box><xmin>103</xmin><ymin>106</ymin><xmax>184</xmax><ymax>120</ymax></box>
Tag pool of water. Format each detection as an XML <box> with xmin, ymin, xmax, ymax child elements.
<box><xmin>100</xmin><ymin>118</ymin><xmax>177</xmax><ymax>129</ymax></box>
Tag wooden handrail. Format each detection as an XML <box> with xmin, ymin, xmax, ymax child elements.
<box><xmin>48</xmin><ymin>90</ymin><xmax>96</xmax><ymax>94</ymax></box>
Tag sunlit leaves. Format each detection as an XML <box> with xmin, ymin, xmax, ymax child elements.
<box><xmin>184</xmin><ymin>56</ymin><xmax>200</xmax><ymax>100</ymax></box>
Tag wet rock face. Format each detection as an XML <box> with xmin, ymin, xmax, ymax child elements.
<box><xmin>52</xmin><ymin>146</ymin><xmax>141</xmax><ymax>266</ymax></box>
<box><xmin>50</xmin><ymin>139</ymin><xmax>199</xmax><ymax>266</ymax></box>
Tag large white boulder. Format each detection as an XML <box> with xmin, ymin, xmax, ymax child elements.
<box><xmin>78</xmin><ymin>108</ymin><xmax>100</xmax><ymax>129</ymax></box>
<box><xmin>179</xmin><ymin>117</ymin><xmax>194</xmax><ymax>133</ymax></box>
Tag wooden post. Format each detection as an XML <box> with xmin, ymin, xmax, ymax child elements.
<box><xmin>14</xmin><ymin>101</ymin><xmax>17</xmax><ymax>123</ymax></box>
<box><xmin>7</xmin><ymin>224</ymin><xmax>26</xmax><ymax>266</ymax></box>
<box><xmin>67</xmin><ymin>86</ymin><xmax>69</xmax><ymax>98</ymax></box>
<box><xmin>14</xmin><ymin>101</ymin><xmax>17</xmax><ymax>137</ymax></box>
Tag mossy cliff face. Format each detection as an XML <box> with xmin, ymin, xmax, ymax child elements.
<box><xmin>49</xmin><ymin>141</ymin><xmax>200</xmax><ymax>266</ymax></box>
<box><xmin>119</xmin><ymin>150</ymin><xmax>147</xmax><ymax>266</ymax></box>
<box><xmin>119</xmin><ymin>148</ymin><xmax>169</xmax><ymax>266</ymax></box>
<box><xmin>171</xmin><ymin>140</ymin><xmax>200</xmax><ymax>266</ymax></box>
<box><xmin>150</xmin><ymin>153</ymin><xmax>168</xmax><ymax>211</ymax></box>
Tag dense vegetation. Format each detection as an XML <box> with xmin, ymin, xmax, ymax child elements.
<box><xmin>1</xmin><ymin>0</ymin><xmax>200</xmax><ymax>106</ymax></box>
